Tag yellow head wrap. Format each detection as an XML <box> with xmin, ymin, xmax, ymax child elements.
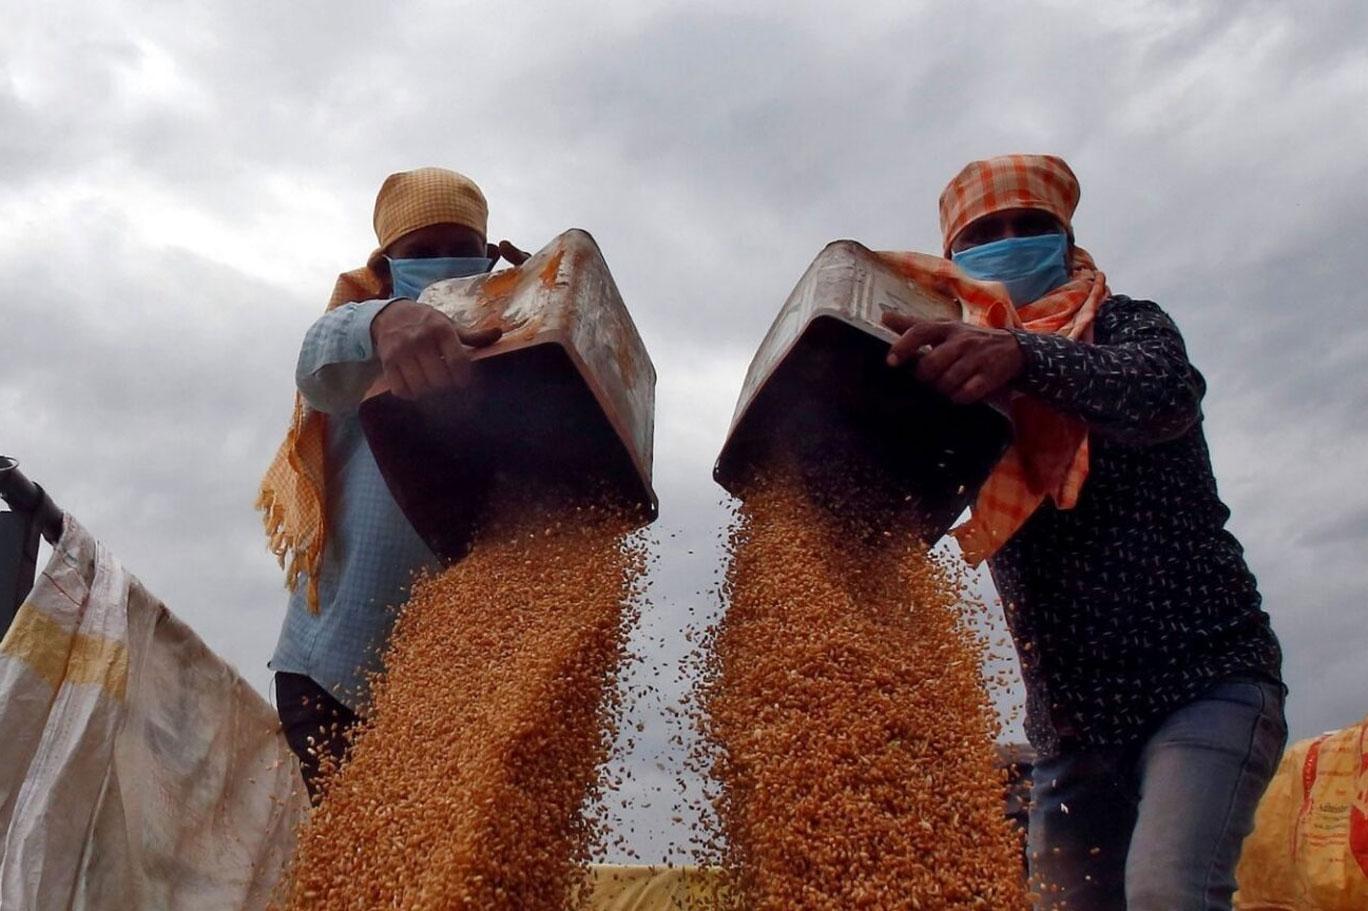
<box><xmin>257</xmin><ymin>168</ymin><xmax>488</xmax><ymax>611</ymax></box>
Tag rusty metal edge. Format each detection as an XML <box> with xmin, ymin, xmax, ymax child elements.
<box><xmin>711</xmin><ymin>307</ymin><xmax>891</xmax><ymax>491</ymax></box>
<box><xmin>719</xmin><ymin>240</ymin><xmax>867</xmax><ymax>439</ymax></box>
<box><xmin>366</xmin><ymin>333</ymin><xmax>659</xmax><ymax>519</ymax></box>
<box><xmin>475</xmin><ymin>229</ymin><xmax>657</xmax><ymax>513</ymax></box>
<box><xmin>557</xmin><ymin>340</ymin><xmax>659</xmax><ymax>519</ymax></box>
<box><xmin>361</xmin><ymin>228</ymin><xmax>660</xmax><ymax>517</ymax></box>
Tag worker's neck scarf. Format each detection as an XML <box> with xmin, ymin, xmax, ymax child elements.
<box><xmin>873</xmin><ymin>153</ymin><xmax>1109</xmax><ymax>563</ymax></box>
<box><xmin>876</xmin><ymin>243</ymin><xmax>1109</xmax><ymax>564</ymax></box>
<box><xmin>257</xmin><ymin>167</ymin><xmax>489</xmax><ymax>613</ymax></box>
<box><xmin>255</xmin><ymin>267</ymin><xmax>389</xmax><ymax>613</ymax></box>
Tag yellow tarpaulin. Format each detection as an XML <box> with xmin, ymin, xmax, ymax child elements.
<box><xmin>586</xmin><ymin>865</ymin><xmax>725</xmax><ymax>910</ymax></box>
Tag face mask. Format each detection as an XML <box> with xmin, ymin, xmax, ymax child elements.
<box><xmin>951</xmin><ymin>233</ymin><xmax>1070</xmax><ymax>307</ymax></box>
<box><xmin>387</xmin><ymin>256</ymin><xmax>493</xmax><ymax>300</ymax></box>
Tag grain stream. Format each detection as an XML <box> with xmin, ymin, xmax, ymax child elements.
<box><xmin>279</xmin><ymin>484</ymin><xmax>645</xmax><ymax>911</ymax></box>
<box><xmin>702</xmin><ymin>464</ymin><xmax>1026</xmax><ymax>909</ymax></box>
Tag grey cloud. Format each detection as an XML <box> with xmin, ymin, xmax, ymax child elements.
<box><xmin>1297</xmin><ymin>505</ymin><xmax>1368</xmax><ymax>549</ymax></box>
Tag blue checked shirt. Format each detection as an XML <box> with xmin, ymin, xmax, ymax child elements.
<box><xmin>269</xmin><ymin>299</ymin><xmax>439</xmax><ymax>711</ymax></box>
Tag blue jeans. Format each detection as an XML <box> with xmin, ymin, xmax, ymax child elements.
<box><xmin>1028</xmin><ymin>679</ymin><xmax>1287</xmax><ymax>910</ymax></box>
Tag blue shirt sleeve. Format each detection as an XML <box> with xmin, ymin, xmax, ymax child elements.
<box><xmin>295</xmin><ymin>299</ymin><xmax>394</xmax><ymax>414</ymax></box>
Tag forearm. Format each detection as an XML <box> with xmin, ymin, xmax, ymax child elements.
<box><xmin>1008</xmin><ymin>300</ymin><xmax>1205</xmax><ymax>444</ymax></box>
<box><xmin>295</xmin><ymin>299</ymin><xmax>393</xmax><ymax>414</ymax></box>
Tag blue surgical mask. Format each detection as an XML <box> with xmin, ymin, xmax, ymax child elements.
<box><xmin>951</xmin><ymin>233</ymin><xmax>1070</xmax><ymax>307</ymax></box>
<box><xmin>387</xmin><ymin>256</ymin><xmax>493</xmax><ymax>300</ymax></box>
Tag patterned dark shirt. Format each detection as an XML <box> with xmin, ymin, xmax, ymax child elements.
<box><xmin>991</xmin><ymin>295</ymin><xmax>1282</xmax><ymax>759</ymax></box>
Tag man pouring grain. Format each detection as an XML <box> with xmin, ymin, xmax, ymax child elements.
<box><xmin>257</xmin><ymin>167</ymin><xmax>527</xmax><ymax>798</ymax></box>
<box><xmin>880</xmin><ymin>154</ymin><xmax>1286</xmax><ymax>910</ymax></box>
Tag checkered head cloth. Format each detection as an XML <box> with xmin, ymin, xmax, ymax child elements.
<box><xmin>257</xmin><ymin>167</ymin><xmax>490</xmax><ymax>611</ymax></box>
<box><xmin>938</xmin><ymin>155</ymin><xmax>1081</xmax><ymax>255</ymax></box>
<box><xmin>876</xmin><ymin>152</ymin><xmax>1107</xmax><ymax>563</ymax></box>
<box><xmin>372</xmin><ymin>167</ymin><xmax>488</xmax><ymax>252</ymax></box>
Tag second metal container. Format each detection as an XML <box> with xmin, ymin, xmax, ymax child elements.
<box><xmin>714</xmin><ymin>240</ymin><xmax>1012</xmax><ymax>542</ymax></box>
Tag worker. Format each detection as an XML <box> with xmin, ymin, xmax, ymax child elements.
<box><xmin>880</xmin><ymin>154</ymin><xmax>1286</xmax><ymax>910</ymax></box>
<box><xmin>257</xmin><ymin>167</ymin><xmax>528</xmax><ymax>798</ymax></box>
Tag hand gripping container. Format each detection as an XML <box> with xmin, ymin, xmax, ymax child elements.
<box><xmin>358</xmin><ymin>229</ymin><xmax>656</xmax><ymax>562</ymax></box>
<box><xmin>714</xmin><ymin>240</ymin><xmax>1012</xmax><ymax>542</ymax></box>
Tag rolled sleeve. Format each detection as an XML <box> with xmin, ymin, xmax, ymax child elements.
<box><xmin>296</xmin><ymin>299</ymin><xmax>394</xmax><ymax>414</ymax></box>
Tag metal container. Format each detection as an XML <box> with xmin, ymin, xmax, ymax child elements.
<box><xmin>359</xmin><ymin>229</ymin><xmax>656</xmax><ymax>562</ymax></box>
<box><xmin>714</xmin><ymin>240</ymin><xmax>1012</xmax><ymax>542</ymax></box>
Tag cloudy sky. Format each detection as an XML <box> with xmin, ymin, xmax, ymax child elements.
<box><xmin>5</xmin><ymin>0</ymin><xmax>1366</xmax><ymax>862</ymax></box>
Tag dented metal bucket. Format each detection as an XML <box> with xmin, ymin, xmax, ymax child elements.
<box><xmin>359</xmin><ymin>229</ymin><xmax>656</xmax><ymax>562</ymax></box>
<box><xmin>714</xmin><ymin>240</ymin><xmax>1013</xmax><ymax>542</ymax></box>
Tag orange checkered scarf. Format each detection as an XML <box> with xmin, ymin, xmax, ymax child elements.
<box><xmin>256</xmin><ymin>168</ymin><xmax>488</xmax><ymax>612</ymax></box>
<box><xmin>880</xmin><ymin>154</ymin><xmax>1108</xmax><ymax>562</ymax></box>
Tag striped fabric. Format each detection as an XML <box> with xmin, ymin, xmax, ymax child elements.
<box><xmin>0</xmin><ymin>515</ymin><xmax>307</xmax><ymax>908</ymax></box>
<box><xmin>256</xmin><ymin>168</ymin><xmax>487</xmax><ymax>612</ymax></box>
<box><xmin>881</xmin><ymin>154</ymin><xmax>1109</xmax><ymax>562</ymax></box>
<box><xmin>939</xmin><ymin>154</ymin><xmax>1081</xmax><ymax>254</ymax></box>
<box><xmin>371</xmin><ymin>167</ymin><xmax>487</xmax><ymax>263</ymax></box>
<box><xmin>954</xmin><ymin>244</ymin><xmax>1108</xmax><ymax>562</ymax></box>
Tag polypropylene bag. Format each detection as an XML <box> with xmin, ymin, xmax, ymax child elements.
<box><xmin>1235</xmin><ymin>716</ymin><xmax>1368</xmax><ymax>910</ymax></box>
<box><xmin>0</xmin><ymin>515</ymin><xmax>308</xmax><ymax>910</ymax></box>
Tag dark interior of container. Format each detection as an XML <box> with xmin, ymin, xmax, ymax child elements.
<box><xmin>359</xmin><ymin>343</ymin><xmax>655</xmax><ymax>564</ymax></box>
<box><xmin>713</xmin><ymin>315</ymin><xmax>1013</xmax><ymax>543</ymax></box>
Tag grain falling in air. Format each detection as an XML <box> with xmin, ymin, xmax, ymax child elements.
<box><xmin>701</xmin><ymin>460</ymin><xmax>1026</xmax><ymax>909</ymax></box>
<box><xmin>278</xmin><ymin>481</ymin><xmax>646</xmax><ymax>911</ymax></box>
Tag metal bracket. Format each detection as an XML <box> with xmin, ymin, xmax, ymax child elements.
<box><xmin>0</xmin><ymin>457</ymin><xmax>63</xmax><ymax>636</ymax></box>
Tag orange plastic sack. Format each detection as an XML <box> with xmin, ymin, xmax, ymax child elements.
<box><xmin>1235</xmin><ymin>716</ymin><xmax>1368</xmax><ymax>910</ymax></box>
